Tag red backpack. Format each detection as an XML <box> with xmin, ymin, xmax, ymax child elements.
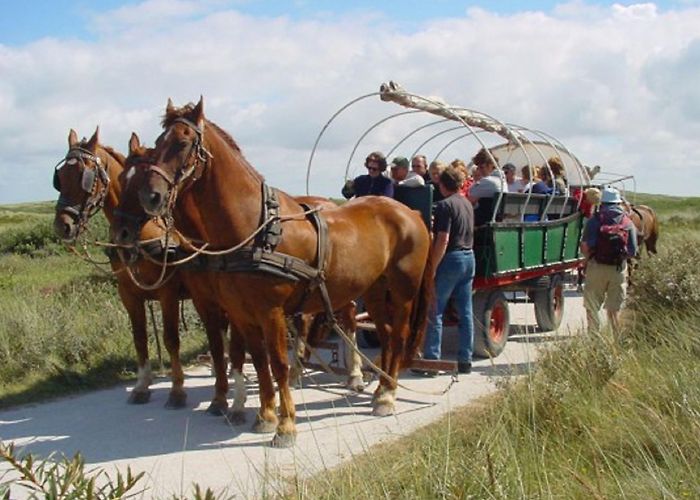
<box><xmin>594</xmin><ymin>213</ymin><xmax>631</xmax><ymax>265</ymax></box>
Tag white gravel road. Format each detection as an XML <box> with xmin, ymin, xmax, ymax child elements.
<box><xmin>0</xmin><ymin>292</ymin><xmax>586</xmax><ymax>499</ymax></box>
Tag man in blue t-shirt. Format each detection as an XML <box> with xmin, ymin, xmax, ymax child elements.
<box><xmin>580</xmin><ymin>186</ymin><xmax>638</xmax><ymax>333</ymax></box>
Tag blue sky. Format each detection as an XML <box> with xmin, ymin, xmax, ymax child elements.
<box><xmin>1</xmin><ymin>1</ymin><xmax>699</xmax><ymax>202</ymax></box>
<box><xmin>1</xmin><ymin>0</ymin><xmax>693</xmax><ymax>45</ymax></box>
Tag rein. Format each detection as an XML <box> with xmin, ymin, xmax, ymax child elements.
<box><xmin>146</xmin><ymin>116</ymin><xmax>456</xmax><ymax>396</ymax></box>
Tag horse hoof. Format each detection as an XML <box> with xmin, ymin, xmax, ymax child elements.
<box><xmin>252</xmin><ymin>417</ymin><xmax>277</xmax><ymax>434</ymax></box>
<box><xmin>270</xmin><ymin>432</ymin><xmax>296</xmax><ymax>448</ymax></box>
<box><xmin>206</xmin><ymin>400</ymin><xmax>228</xmax><ymax>416</ymax></box>
<box><xmin>346</xmin><ymin>376</ymin><xmax>365</xmax><ymax>393</ymax></box>
<box><xmin>225</xmin><ymin>410</ymin><xmax>246</xmax><ymax>426</ymax></box>
<box><xmin>372</xmin><ymin>402</ymin><xmax>395</xmax><ymax>417</ymax></box>
<box><xmin>127</xmin><ymin>390</ymin><xmax>151</xmax><ymax>405</ymax></box>
<box><xmin>164</xmin><ymin>392</ymin><xmax>187</xmax><ymax>409</ymax></box>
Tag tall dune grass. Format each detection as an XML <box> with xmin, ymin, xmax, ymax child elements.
<box><xmin>292</xmin><ymin>227</ymin><xmax>700</xmax><ymax>498</ymax></box>
<box><xmin>0</xmin><ymin>207</ymin><xmax>208</xmax><ymax>407</ymax></box>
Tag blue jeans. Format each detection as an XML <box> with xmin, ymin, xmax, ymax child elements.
<box><xmin>423</xmin><ymin>249</ymin><xmax>475</xmax><ymax>363</ymax></box>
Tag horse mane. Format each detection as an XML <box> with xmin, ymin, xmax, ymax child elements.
<box><xmin>102</xmin><ymin>145</ymin><xmax>126</xmax><ymax>166</ymax></box>
<box><xmin>160</xmin><ymin>101</ymin><xmax>265</xmax><ymax>182</ymax></box>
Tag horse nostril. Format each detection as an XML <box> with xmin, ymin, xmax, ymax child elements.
<box><xmin>119</xmin><ymin>227</ymin><xmax>131</xmax><ymax>244</ymax></box>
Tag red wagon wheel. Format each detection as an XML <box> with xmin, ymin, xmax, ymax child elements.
<box><xmin>473</xmin><ymin>290</ymin><xmax>510</xmax><ymax>358</ymax></box>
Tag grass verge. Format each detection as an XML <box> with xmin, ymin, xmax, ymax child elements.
<box><xmin>289</xmin><ymin>215</ymin><xmax>700</xmax><ymax>498</ymax></box>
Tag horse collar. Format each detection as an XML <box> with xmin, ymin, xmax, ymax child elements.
<box><xmin>257</xmin><ymin>183</ymin><xmax>283</xmax><ymax>252</ymax></box>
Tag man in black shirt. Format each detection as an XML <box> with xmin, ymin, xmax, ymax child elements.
<box><xmin>419</xmin><ymin>166</ymin><xmax>475</xmax><ymax>374</ymax></box>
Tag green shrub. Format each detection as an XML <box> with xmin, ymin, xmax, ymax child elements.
<box><xmin>0</xmin><ymin>220</ymin><xmax>63</xmax><ymax>256</ymax></box>
<box><xmin>628</xmin><ymin>239</ymin><xmax>700</xmax><ymax>313</ymax></box>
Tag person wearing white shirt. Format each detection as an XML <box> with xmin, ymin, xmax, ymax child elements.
<box><xmin>390</xmin><ymin>156</ymin><xmax>425</xmax><ymax>187</ymax></box>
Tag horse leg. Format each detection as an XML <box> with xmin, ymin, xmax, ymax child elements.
<box><xmin>160</xmin><ymin>295</ymin><xmax>187</xmax><ymax>409</ymax></box>
<box><xmin>289</xmin><ymin>313</ymin><xmax>310</xmax><ymax>389</ymax></box>
<box><xmin>338</xmin><ymin>302</ymin><xmax>364</xmax><ymax>392</ymax></box>
<box><xmin>226</xmin><ymin>323</ymin><xmax>247</xmax><ymax>425</ymax></box>
<box><xmin>244</xmin><ymin>327</ymin><xmax>278</xmax><ymax>435</ymax></box>
<box><xmin>646</xmin><ymin>218</ymin><xmax>659</xmax><ymax>255</ymax></box>
<box><xmin>374</xmin><ymin>299</ymin><xmax>411</xmax><ymax>417</ymax></box>
<box><xmin>362</xmin><ymin>284</ymin><xmax>394</xmax><ymax>414</ymax></box>
<box><xmin>118</xmin><ymin>286</ymin><xmax>152</xmax><ymax>404</ymax></box>
<box><xmin>264</xmin><ymin>311</ymin><xmax>297</xmax><ymax>448</ymax></box>
<box><xmin>191</xmin><ymin>298</ymin><xmax>229</xmax><ymax>415</ymax></box>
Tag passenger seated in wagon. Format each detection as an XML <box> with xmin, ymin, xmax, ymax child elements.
<box><xmin>428</xmin><ymin>160</ymin><xmax>447</xmax><ymax>203</ymax></box>
<box><xmin>467</xmin><ymin>148</ymin><xmax>508</xmax><ymax>225</ymax></box>
<box><xmin>503</xmin><ymin>163</ymin><xmax>526</xmax><ymax>193</ymax></box>
<box><xmin>341</xmin><ymin>151</ymin><xmax>394</xmax><ymax>199</ymax></box>
<box><xmin>547</xmin><ymin>157</ymin><xmax>569</xmax><ymax>195</ymax></box>
<box><xmin>389</xmin><ymin>156</ymin><xmax>425</xmax><ymax>187</ymax></box>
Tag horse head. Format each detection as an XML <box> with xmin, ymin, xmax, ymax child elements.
<box><xmin>138</xmin><ymin>97</ymin><xmax>210</xmax><ymax>217</ymax></box>
<box><xmin>111</xmin><ymin>132</ymin><xmax>156</xmax><ymax>248</ymax></box>
<box><xmin>53</xmin><ymin>127</ymin><xmax>117</xmax><ymax>242</ymax></box>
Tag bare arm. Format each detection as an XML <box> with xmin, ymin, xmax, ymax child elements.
<box><xmin>433</xmin><ymin>231</ymin><xmax>449</xmax><ymax>268</ymax></box>
<box><xmin>580</xmin><ymin>241</ymin><xmax>592</xmax><ymax>258</ymax></box>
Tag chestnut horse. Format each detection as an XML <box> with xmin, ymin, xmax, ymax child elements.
<box><xmin>627</xmin><ymin>204</ymin><xmax>659</xmax><ymax>256</ymax></box>
<box><xmin>52</xmin><ymin>128</ymin><xmax>209</xmax><ymax>408</ymax></box>
<box><xmin>111</xmin><ymin>134</ymin><xmax>364</xmax><ymax>398</ymax></box>
<box><xmin>118</xmin><ymin>98</ymin><xmax>433</xmax><ymax>447</ymax></box>
<box><xmin>54</xmin><ymin>128</ymin><xmax>191</xmax><ymax>408</ymax></box>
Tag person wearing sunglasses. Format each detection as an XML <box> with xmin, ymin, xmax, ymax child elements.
<box><xmin>341</xmin><ymin>151</ymin><xmax>394</xmax><ymax>199</ymax></box>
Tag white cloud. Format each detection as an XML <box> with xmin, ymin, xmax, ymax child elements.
<box><xmin>1</xmin><ymin>1</ymin><xmax>700</xmax><ymax>203</ymax></box>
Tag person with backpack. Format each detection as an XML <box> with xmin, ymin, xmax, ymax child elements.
<box><xmin>580</xmin><ymin>186</ymin><xmax>638</xmax><ymax>333</ymax></box>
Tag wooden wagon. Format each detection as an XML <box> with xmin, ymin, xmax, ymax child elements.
<box><xmin>306</xmin><ymin>81</ymin><xmax>593</xmax><ymax>365</ymax></box>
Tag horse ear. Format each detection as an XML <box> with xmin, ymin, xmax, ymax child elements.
<box><xmin>128</xmin><ymin>132</ymin><xmax>141</xmax><ymax>154</ymax></box>
<box><xmin>86</xmin><ymin>126</ymin><xmax>99</xmax><ymax>152</ymax></box>
<box><xmin>193</xmin><ymin>96</ymin><xmax>204</xmax><ymax>129</ymax></box>
<box><xmin>166</xmin><ymin>98</ymin><xmax>175</xmax><ymax>115</ymax></box>
<box><xmin>68</xmin><ymin>129</ymin><xmax>79</xmax><ymax>147</ymax></box>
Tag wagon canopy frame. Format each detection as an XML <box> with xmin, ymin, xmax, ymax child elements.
<box><xmin>305</xmin><ymin>81</ymin><xmax>592</xmax><ymax>222</ymax></box>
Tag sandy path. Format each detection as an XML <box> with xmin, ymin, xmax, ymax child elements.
<box><xmin>0</xmin><ymin>292</ymin><xmax>586</xmax><ymax>498</ymax></box>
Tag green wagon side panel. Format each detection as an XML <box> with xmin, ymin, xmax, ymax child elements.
<box><xmin>563</xmin><ymin>215</ymin><xmax>584</xmax><ymax>260</ymax></box>
<box><xmin>522</xmin><ymin>226</ymin><xmax>544</xmax><ymax>268</ymax></box>
<box><xmin>545</xmin><ymin>224</ymin><xmax>565</xmax><ymax>263</ymax></box>
<box><xmin>474</xmin><ymin>213</ymin><xmax>585</xmax><ymax>279</ymax></box>
<box><xmin>475</xmin><ymin>227</ymin><xmax>495</xmax><ymax>278</ymax></box>
<box><xmin>492</xmin><ymin>228</ymin><xmax>520</xmax><ymax>273</ymax></box>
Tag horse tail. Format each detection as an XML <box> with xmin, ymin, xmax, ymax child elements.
<box><xmin>403</xmin><ymin>243</ymin><xmax>435</xmax><ymax>368</ymax></box>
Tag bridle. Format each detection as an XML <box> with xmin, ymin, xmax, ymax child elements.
<box><xmin>147</xmin><ymin>117</ymin><xmax>212</xmax><ymax>221</ymax></box>
<box><xmin>53</xmin><ymin>146</ymin><xmax>111</xmax><ymax>238</ymax></box>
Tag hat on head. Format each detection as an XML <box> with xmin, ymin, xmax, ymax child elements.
<box><xmin>502</xmin><ymin>163</ymin><xmax>516</xmax><ymax>172</ymax></box>
<box><xmin>391</xmin><ymin>156</ymin><xmax>409</xmax><ymax>169</ymax></box>
<box><xmin>601</xmin><ymin>185</ymin><xmax>622</xmax><ymax>204</ymax></box>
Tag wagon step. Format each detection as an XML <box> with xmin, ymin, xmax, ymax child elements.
<box><xmin>409</xmin><ymin>358</ymin><xmax>457</xmax><ymax>373</ymax></box>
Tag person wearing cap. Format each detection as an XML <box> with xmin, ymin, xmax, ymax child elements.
<box><xmin>580</xmin><ymin>185</ymin><xmax>638</xmax><ymax>333</ymax></box>
<box><xmin>503</xmin><ymin>163</ymin><xmax>525</xmax><ymax>192</ymax></box>
<box><xmin>341</xmin><ymin>151</ymin><xmax>394</xmax><ymax>199</ymax></box>
<box><xmin>390</xmin><ymin>156</ymin><xmax>425</xmax><ymax>187</ymax></box>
